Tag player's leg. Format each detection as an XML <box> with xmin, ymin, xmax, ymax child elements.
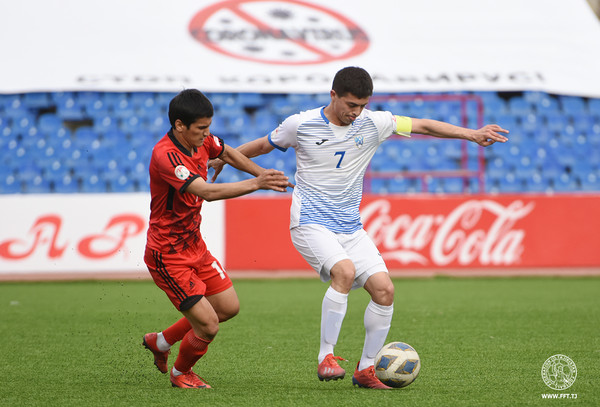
<box><xmin>143</xmin><ymin>248</ymin><xmax>215</xmax><ymax>387</ymax></box>
<box><xmin>169</xmin><ymin>296</ymin><xmax>219</xmax><ymax>388</ymax></box>
<box><xmin>342</xmin><ymin>230</ymin><xmax>394</xmax><ymax>389</ymax></box>
<box><xmin>360</xmin><ymin>272</ymin><xmax>394</xmax><ymax>368</ymax></box>
<box><xmin>201</xmin><ymin>254</ymin><xmax>239</xmax><ymax>323</ymax></box>
<box><xmin>322</xmin><ymin>259</ymin><xmax>355</xmax><ymax>359</ymax></box>
<box><xmin>206</xmin><ymin>286</ymin><xmax>239</xmax><ymax>322</ymax></box>
<box><xmin>352</xmin><ymin>273</ymin><xmax>394</xmax><ymax>389</ymax></box>
<box><xmin>291</xmin><ymin>225</ymin><xmax>353</xmax><ymax>381</ymax></box>
<box><xmin>143</xmin><ymin>317</ymin><xmax>191</xmax><ymax>373</ymax></box>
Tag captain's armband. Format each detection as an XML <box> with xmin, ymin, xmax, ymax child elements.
<box><xmin>393</xmin><ymin>115</ymin><xmax>412</xmax><ymax>137</ymax></box>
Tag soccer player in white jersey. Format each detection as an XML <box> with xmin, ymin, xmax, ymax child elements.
<box><xmin>211</xmin><ymin>67</ymin><xmax>509</xmax><ymax>389</ymax></box>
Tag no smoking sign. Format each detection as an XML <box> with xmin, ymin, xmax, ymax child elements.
<box><xmin>189</xmin><ymin>0</ymin><xmax>369</xmax><ymax>65</ymax></box>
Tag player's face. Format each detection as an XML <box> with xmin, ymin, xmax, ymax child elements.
<box><xmin>330</xmin><ymin>90</ymin><xmax>370</xmax><ymax>126</ymax></box>
<box><xmin>175</xmin><ymin>117</ymin><xmax>212</xmax><ymax>150</ymax></box>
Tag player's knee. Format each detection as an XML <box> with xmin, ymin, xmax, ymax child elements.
<box><xmin>219</xmin><ymin>302</ymin><xmax>240</xmax><ymax>322</ymax></box>
<box><xmin>330</xmin><ymin>260</ymin><xmax>356</xmax><ymax>292</ymax></box>
<box><xmin>370</xmin><ymin>280</ymin><xmax>395</xmax><ymax>306</ymax></box>
<box><xmin>202</xmin><ymin>317</ymin><xmax>220</xmax><ymax>340</ymax></box>
<box><xmin>378</xmin><ymin>283</ymin><xmax>395</xmax><ymax>306</ymax></box>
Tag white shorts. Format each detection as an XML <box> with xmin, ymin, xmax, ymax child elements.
<box><xmin>290</xmin><ymin>224</ymin><xmax>388</xmax><ymax>288</ymax></box>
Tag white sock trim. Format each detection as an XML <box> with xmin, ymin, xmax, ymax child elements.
<box><xmin>325</xmin><ymin>286</ymin><xmax>348</xmax><ymax>304</ymax></box>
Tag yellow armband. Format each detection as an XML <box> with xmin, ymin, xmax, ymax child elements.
<box><xmin>393</xmin><ymin>115</ymin><xmax>412</xmax><ymax>137</ymax></box>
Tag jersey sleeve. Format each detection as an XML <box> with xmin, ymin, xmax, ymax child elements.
<box><xmin>152</xmin><ymin>148</ymin><xmax>200</xmax><ymax>194</ymax></box>
<box><xmin>369</xmin><ymin>110</ymin><xmax>412</xmax><ymax>142</ymax></box>
<box><xmin>268</xmin><ymin>114</ymin><xmax>301</xmax><ymax>151</ymax></box>
<box><xmin>206</xmin><ymin>134</ymin><xmax>225</xmax><ymax>159</ymax></box>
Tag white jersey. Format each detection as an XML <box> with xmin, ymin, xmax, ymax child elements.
<box><xmin>269</xmin><ymin>107</ymin><xmax>411</xmax><ymax>233</ymax></box>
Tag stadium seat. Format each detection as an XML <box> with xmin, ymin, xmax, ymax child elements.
<box><xmin>56</xmin><ymin>96</ymin><xmax>86</xmax><ymax>120</ymax></box>
<box><xmin>38</xmin><ymin>113</ymin><xmax>64</xmax><ymax>135</ymax></box>
<box><xmin>0</xmin><ymin>174</ymin><xmax>22</xmax><ymax>194</ymax></box>
<box><xmin>508</xmin><ymin>96</ymin><xmax>532</xmax><ymax>117</ymax></box>
<box><xmin>81</xmin><ymin>173</ymin><xmax>107</xmax><ymax>193</ymax></box>
<box><xmin>552</xmin><ymin>172</ymin><xmax>577</xmax><ymax>192</ymax></box>
<box><xmin>53</xmin><ymin>174</ymin><xmax>79</xmax><ymax>193</ymax></box>
<box><xmin>498</xmin><ymin>173</ymin><xmax>524</xmax><ymax>193</ymax></box>
<box><xmin>559</xmin><ymin>95</ymin><xmax>587</xmax><ymax>116</ymax></box>
<box><xmin>130</xmin><ymin>92</ymin><xmax>157</xmax><ymax>110</ymax></box>
<box><xmin>237</xmin><ymin>93</ymin><xmax>264</xmax><ymax>109</ymax></box>
<box><xmin>580</xmin><ymin>173</ymin><xmax>600</xmax><ymax>191</ymax></box>
<box><xmin>22</xmin><ymin>92</ymin><xmax>52</xmax><ymax>109</ymax></box>
<box><xmin>25</xmin><ymin>175</ymin><xmax>51</xmax><ymax>194</ymax></box>
<box><xmin>524</xmin><ymin>173</ymin><xmax>551</xmax><ymax>193</ymax></box>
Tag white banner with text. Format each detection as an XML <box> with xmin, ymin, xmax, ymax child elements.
<box><xmin>1</xmin><ymin>0</ymin><xmax>600</xmax><ymax>96</ymax></box>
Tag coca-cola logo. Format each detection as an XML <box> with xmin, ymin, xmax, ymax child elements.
<box><xmin>0</xmin><ymin>214</ymin><xmax>145</xmax><ymax>261</ymax></box>
<box><xmin>362</xmin><ymin>199</ymin><xmax>535</xmax><ymax>266</ymax></box>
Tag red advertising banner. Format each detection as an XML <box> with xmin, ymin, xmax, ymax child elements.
<box><xmin>225</xmin><ymin>194</ymin><xmax>600</xmax><ymax>271</ymax></box>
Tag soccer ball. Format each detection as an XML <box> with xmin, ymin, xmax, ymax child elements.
<box><xmin>374</xmin><ymin>342</ymin><xmax>421</xmax><ymax>388</ymax></box>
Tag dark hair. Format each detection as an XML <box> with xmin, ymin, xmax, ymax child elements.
<box><xmin>331</xmin><ymin>66</ymin><xmax>373</xmax><ymax>99</ymax></box>
<box><xmin>168</xmin><ymin>89</ymin><xmax>214</xmax><ymax>128</ymax></box>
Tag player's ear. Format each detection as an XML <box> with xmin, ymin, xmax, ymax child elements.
<box><xmin>174</xmin><ymin>119</ymin><xmax>186</xmax><ymax>132</ymax></box>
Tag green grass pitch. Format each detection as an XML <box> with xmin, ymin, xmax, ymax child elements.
<box><xmin>1</xmin><ymin>277</ymin><xmax>598</xmax><ymax>406</ymax></box>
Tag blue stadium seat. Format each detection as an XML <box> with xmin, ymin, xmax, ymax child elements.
<box><xmin>559</xmin><ymin>96</ymin><xmax>586</xmax><ymax>116</ymax></box>
<box><xmin>25</xmin><ymin>175</ymin><xmax>51</xmax><ymax>194</ymax></box>
<box><xmin>580</xmin><ymin>173</ymin><xmax>600</xmax><ymax>191</ymax></box>
<box><xmin>130</xmin><ymin>92</ymin><xmax>157</xmax><ymax>110</ymax></box>
<box><xmin>110</xmin><ymin>174</ymin><xmax>135</xmax><ymax>192</ymax></box>
<box><xmin>2</xmin><ymin>96</ymin><xmax>31</xmax><ymax>120</ymax></box>
<box><xmin>524</xmin><ymin>173</ymin><xmax>550</xmax><ymax>193</ymax></box>
<box><xmin>38</xmin><ymin>113</ymin><xmax>64</xmax><ymax>135</ymax></box>
<box><xmin>443</xmin><ymin>177</ymin><xmax>466</xmax><ymax>194</ymax></box>
<box><xmin>84</xmin><ymin>97</ymin><xmax>110</xmax><ymax>119</ymax></box>
<box><xmin>588</xmin><ymin>99</ymin><xmax>600</xmax><ymax>120</ymax></box>
<box><xmin>368</xmin><ymin>178</ymin><xmax>389</xmax><ymax>194</ymax></box>
<box><xmin>56</xmin><ymin>95</ymin><xmax>86</xmax><ymax>120</ymax></box>
<box><xmin>22</xmin><ymin>93</ymin><xmax>52</xmax><ymax>109</ymax></box>
<box><xmin>0</xmin><ymin>174</ymin><xmax>22</xmax><ymax>194</ymax></box>
<box><xmin>81</xmin><ymin>173</ymin><xmax>107</xmax><ymax>193</ymax></box>
<box><xmin>73</xmin><ymin>126</ymin><xmax>99</xmax><ymax>148</ymax></box>
<box><xmin>499</xmin><ymin>173</ymin><xmax>524</xmax><ymax>193</ymax></box>
<box><xmin>93</xmin><ymin>113</ymin><xmax>120</xmax><ymax>134</ymax></box>
<box><xmin>238</xmin><ymin>93</ymin><xmax>264</xmax><ymax>109</ymax></box>
<box><xmin>508</xmin><ymin>96</ymin><xmax>532</xmax><ymax>117</ymax></box>
<box><xmin>552</xmin><ymin>172</ymin><xmax>577</xmax><ymax>192</ymax></box>
<box><xmin>53</xmin><ymin>174</ymin><xmax>79</xmax><ymax>193</ymax></box>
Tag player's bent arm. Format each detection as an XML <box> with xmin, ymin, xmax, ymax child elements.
<box><xmin>410</xmin><ymin>118</ymin><xmax>509</xmax><ymax>147</ymax></box>
<box><xmin>186</xmin><ymin>169</ymin><xmax>289</xmax><ymax>202</ymax></box>
<box><xmin>209</xmin><ymin>136</ymin><xmax>276</xmax><ymax>182</ymax></box>
<box><xmin>220</xmin><ymin>144</ymin><xmax>265</xmax><ymax>177</ymax></box>
<box><xmin>236</xmin><ymin>135</ymin><xmax>276</xmax><ymax>158</ymax></box>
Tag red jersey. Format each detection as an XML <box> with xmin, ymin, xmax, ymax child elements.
<box><xmin>145</xmin><ymin>130</ymin><xmax>225</xmax><ymax>254</ymax></box>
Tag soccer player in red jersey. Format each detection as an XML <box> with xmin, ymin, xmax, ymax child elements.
<box><xmin>142</xmin><ymin>89</ymin><xmax>289</xmax><ymax>389</ymax></box>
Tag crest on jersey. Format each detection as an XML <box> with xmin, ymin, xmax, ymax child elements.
<box><xmin>174</xmin><ymin>165</ymin><xmax>190</xmax><ymax>180</ymax></box>
<box><xmin>354</xmin><ymin>134</ymin><xmax>364</xmax><ymax>148</ymax></box>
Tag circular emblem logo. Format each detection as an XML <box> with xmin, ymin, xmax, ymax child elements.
<box><xmin>541</xmin><ymin>354</ymin><xmax>577</xmax><ymax>390</ymax></box>
<box><xmin>174</xmin><ymin>165</ymin><xmax>190</xmax><ymax>180</ymax></box>
<box><xmin>188</xmin><ymin>0</ymin><xmax>369</xmax><ymax>65</ymax></box>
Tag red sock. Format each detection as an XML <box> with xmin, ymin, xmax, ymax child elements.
<box><xmin>173</xmin><ymin>330</ymin><xmax>212</xmax><ymax>373</ymax></box>
<box><xmin>162</xmin><ymin>317</ymin><xmax>192</xmax><ymax>345</ymax></box>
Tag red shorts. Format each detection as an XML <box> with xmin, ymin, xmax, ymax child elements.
<box><xmin>144</xmin><ymin>245</ymin><xmax>233</xmax><ymax>311</ymax></box>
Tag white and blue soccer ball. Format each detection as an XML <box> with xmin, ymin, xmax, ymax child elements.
<box><xmin>374</xmin><ymin>342</ymin><xmax>421</xmax><ymax>388</ymax></box>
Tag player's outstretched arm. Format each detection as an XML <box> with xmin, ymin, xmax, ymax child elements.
<box><xmin>186</xmin><ymin>169</ymin><xmax>289</xmax><ymax>202</ymax></box>
<box><xmin>209</xmin><ymin>135</ymin><xmax>276</xmax><ymax>182</ymax></box>
<box><xmin>410</xmin><ymin>118</ymin><xmax>509</xmax><ymax>147</ymax></box>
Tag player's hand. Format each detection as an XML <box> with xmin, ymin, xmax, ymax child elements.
<box><xmin>256</xmin><ymin>169</ymin><xmax>291</xmax><ymax>192</ymax></box>
<box><xmin>208</xmin><ymin>158</ymin><xmax>225</xmax><ymax>182</ymax></box>
<box><xmin>470</xmin><ymin>124</ymin><xmax>509</xmax><ymax>147</ymax></box>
